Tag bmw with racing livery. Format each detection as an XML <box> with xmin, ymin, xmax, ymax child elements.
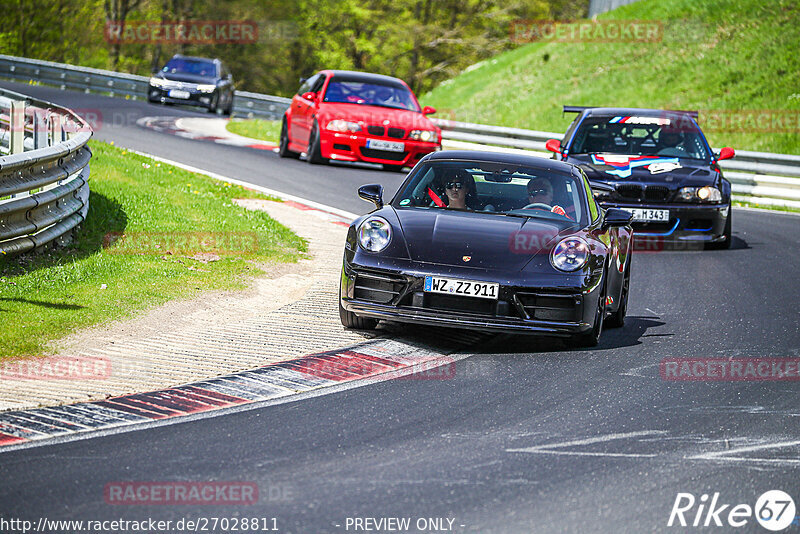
<box><xmin>545</xmin><ymin>106</ymin><xmax>735</xmax><ymax>249</ymax></box>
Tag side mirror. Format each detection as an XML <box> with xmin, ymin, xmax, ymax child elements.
<box><xmin>545</xmin><ymin>139</ymin><xmax>562</xmax><ymax>154</ymax></box>
<box><xmin>602</xmin><ymin>208</ymin><xmax>633</xmax><ymax>229</ymax></box>
<box><xmin>717</xmin><ymin>147</ymin><xmax>735</xmax><ymax>161</ymax></box>
<box><xmin>299</xmin><ymin>77</ymin><xmax>307</xmax><ymax>84</ymax></box>
<box><xmin>358</xmin><ymin>184</ymin><xmax>384</xmax><ymax>209</ymax></box>
<box><xmin>422</xmin><ymin>106</ymin><xmax>436</xmax><ymax>115</ymax></box>
<box><xmin>301</xmin><ymin>91</ymin><xmax>317</xmax><ymax>101</ymax></box>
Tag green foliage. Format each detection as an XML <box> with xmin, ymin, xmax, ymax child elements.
<box><xmin>0</xmin><ymin>141</ymin><xmax>306</xmax><ymax>358</ymax></box>
<box><xmin>421</xmin><ymin>0</ymin><xmax>800</xmax><ymax>154</ymax></box>
<box><xmin>1</xmin><ymin>0</ymin><xmax>574</xmax><ymax>95</ymax></box>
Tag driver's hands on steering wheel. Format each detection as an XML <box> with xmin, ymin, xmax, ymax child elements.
<box><xmin>522</xmin><ymin>202</ymin><xmax>552</xmax><ymax>210</ymax></box>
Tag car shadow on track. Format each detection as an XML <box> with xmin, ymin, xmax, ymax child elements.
<box><xmin>376</xmin><ymin>314</ymin><xmax>666</xmax><ymax>356</ymax></box>
<box><xmin>463</xmin><ymin>315</ymin><xmax>667</xmax><ymax>355</ymax></box>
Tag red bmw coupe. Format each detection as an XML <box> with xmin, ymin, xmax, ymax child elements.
<box><xmin>278</xmin><ymin>70</ymin><xmax>441</xmax><ymax>171</ymax></box>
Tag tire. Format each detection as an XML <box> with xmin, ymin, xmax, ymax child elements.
<box><xmin>307</xmin><ymin>121</ymin><xmax>326</xmax><ymax>164</ymax></box>
<box><xmin>339</xmin><ymin>300</ymin><xmax>378</xmax><ymax>330</ymax></box>
<box><xmin>384</xmin><ymin>164</ymin><xmax>406</xmax><ymax>173</ymax></box>
<box><xmin>605</xmin><ymin>259</ymin><xmax>630</xmax><ymax>328</ymax></box>
<box><xmin>207</xmin><ymin>92</ymin><xmax>219</xmax><ymax>114</ymax></box>
<box><xmin>706</xmin><ymin>210</ymin><xmax>732</xmax><ymax>250</ymax></box>
<box><xmin>278</xmin><ymin>119</ymin><xmax>300</xmax><ymax>159</ymax></box>
<box><xmin>572</xmin><ymin>272</ymin><xmax>606</xmax><ymax>348</ymax></box>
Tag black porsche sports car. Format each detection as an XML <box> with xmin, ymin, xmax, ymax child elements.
<box><xmin>339</xmin><ymin>150</ymin><xmax>634</xmax><ymax>347</ymax></box>
<box><xmin>148</xmin><ymin>54</ymin><xmax>235</xmax><ymax>114</ymax></box>
<box><xmin>545</xmin><ymin>106</ymin><xmax>735</xmax><ymax>249</ymax></box>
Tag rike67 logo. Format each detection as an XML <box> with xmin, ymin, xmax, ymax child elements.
<box><xmin>668</xmin><ymin>490</ymin><xmax>796</xmax><ymax>531</ymax></box>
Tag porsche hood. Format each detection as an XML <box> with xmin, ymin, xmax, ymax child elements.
<box><xmin>393</xmin><ymin>208</ymin><xmax>573</xmax><ymax>271</ymax></box>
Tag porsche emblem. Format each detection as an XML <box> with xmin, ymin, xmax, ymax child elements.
<box><xmin>462</xmin><ymin>256</ymin><xmax>471</xmax><ymax>262</ymax></box>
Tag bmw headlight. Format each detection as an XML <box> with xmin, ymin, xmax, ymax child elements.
<box><xmin>679</xmin><ymin>186</ymin><xmax>722</xmax><ymax>203</ymax></box>
<box><xmin>149</xmin><ymin>77</ymin><xmax>165</xmax><ymax>87</ymax></box>
<box><xmin>358</xmin><ymin>216</ymin><xmax>391</xmax><ymax>252</ymax></box>
<box><xmin>326</xmin><ymin>119</ymin><xmax>362</xmax><ymax>133</ymax></box>
<box><xmin>196</xmin><ymin>84</ymin><xmax>217</xmax><ymax>93</ymax></box>
<box><xmin>551</xmin><ymin>237</ymin><xmax>589</xmax><ymax>272</ymax></box>
<box><xmin>409</xmin><ymin>130</ymin><xmax>437</xmax><ymax>142</ymax></box>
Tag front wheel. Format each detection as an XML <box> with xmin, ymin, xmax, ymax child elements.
<box><xmin>278</xmin><ymin>119</ymin><xmax>300</xmax><ymax>159</ymax></box>
<box><xmin>572</xmin><ymin>274</ymin><xmax>606</xmax><ymax>348</ymax></box>
<box><xmin>306</xmin><ymin>121</ymin><xmax>326</xmax><ymax>164</ymax></box>
<box><xmin>207</xmin><ymin>92</ymin><xmax>219</xmax><ymax>114</ymax></box>
<box><xmin>339</xmin><ymin>300</ymin><xmax>378</xmax><ymax>330</ymax></box>
<box><xmin>605</xmin><ymin>260</ymin><xmax>630</xmax><ymax>328</ymax></box>
<box><xmin>706</xmin><ymin>210</ymin><xmax>732</xmax><ymax>250</ymax></box>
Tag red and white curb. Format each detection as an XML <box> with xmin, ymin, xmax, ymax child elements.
<box><xmin>136</xmin><ymin>116</ymin><xmax>278</xmax><ymax>151</ymax></box>
<box><xmin>0</xmin><ymin>338</ymin><xmax>472</xmax><ymax>451</ymax></box>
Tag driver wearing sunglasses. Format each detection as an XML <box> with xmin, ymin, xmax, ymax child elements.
<box><xmin>526</xmin><ymin>177</ymin><xmax>571</xmax><ymax>219</ymax></box>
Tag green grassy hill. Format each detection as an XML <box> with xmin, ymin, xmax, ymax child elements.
<box><xmin>420</xmin><ymin>0</ymin><xmax>800</xmax><ymax>154</ymax></box>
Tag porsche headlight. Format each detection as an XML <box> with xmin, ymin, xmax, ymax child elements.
<box><xmin>358</xmin><ymin>216</ymin><xmax>391</xmax><ymax>252</ymax></box>
<box><xmin>149</xmin><ymin>77</ymin><xmax>165</xmax><ymax>87</ymax></box>
<box><xmin>409</xmin><ymin>129</ymin><xmax>437</xmax><ymax>142</ymax></box>
<box><xmin>551</xmin><ymin>237</ymin><xmax>589</xmax><ymax>272</ymax></box>
<box><xmin>196</xmin><ymin>84</ymin><xmax>217</xmax><ymax>93</ymax></box>
<box><xmin>679</xmin><ymin>186</ymin><xmax>722</xmax><ymax>203</ymax></box>
<box><xmin>326</xmin><ymin>119</ymin><xmax>362</xmax><ymax>133</ymax></box>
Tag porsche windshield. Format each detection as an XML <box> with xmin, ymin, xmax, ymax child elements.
<box><xmin>323</xmin><ymin>79</ymin><xmax>419</xmax><ymax>111</ymax></box>
<box><xmin>570</xmin><ymin>115</ymin><xmax>712</xmax><ymax>160</ymax></box>
<box><xmin>393</xmin><ymin>161</ymin><xmax>587</xmax><ymax>225</ymax></box>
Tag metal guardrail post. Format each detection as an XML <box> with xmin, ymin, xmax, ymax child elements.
<box><xmin>9</xmin><ymin>100</ymin><xmax>24</xmax><ymax>155</ymax></box>
<box><xmin>32</xmin><ymin>108</ymin><xmax>47</xmax><ymax>148</ymax></box>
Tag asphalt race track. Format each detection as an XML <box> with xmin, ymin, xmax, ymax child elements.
<box><xmin>2</xmin><ymin>80</ymin><xmax>800</xmax><ymax>532</ymax></box>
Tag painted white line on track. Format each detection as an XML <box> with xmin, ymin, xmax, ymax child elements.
<box><xmin>689</xmin><ymin>439</ymin><xmax>800</xmax><ymax>464</ymax></box>
<box><xmin>506</xmin><ymin>430</ymin><xmax>668</xmax><ymax>458</ymax></box>
<box><xmin>125</xmin><ymin>148</ymin><xmax>360</xmax><ymax>221</ymax></box>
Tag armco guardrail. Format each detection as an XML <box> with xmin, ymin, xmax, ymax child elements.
<box><xmin>1</xmin><ymin>54</ymin><xmax>798</xmax><ymax>209</ymax></box>
<box><xmin>433</xmin><ymin>118</ymin><xmax>800</xmax><ymax>209</ymax></box>
<box><xmin>0</xmin><ymin>55</ymin><xmax>291</xmax><ymax>120</ymax></box>
<box><xmin>0</xmin><ymin>86</ymin><xmax>92</xmax><ymax>257</ymax></box>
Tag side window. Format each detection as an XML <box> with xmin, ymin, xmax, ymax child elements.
<box><xmin>310</xmin><ymin>75</ymin><xmax>326</xmax><ymax>94</ymax></box>
<box><xmin>582</xmin><ymin>173</ymin><xmax>600</xmax><ymax>222</ymax></box>
<box><xmin>562</xmin><ymin>117</ymin><xmax>580</xmax><ymax>151</ymax></box>
<box><xmin>297</xmin><ymin>74</ymin><xmax>319</xmax><ymax>95</ymax></box>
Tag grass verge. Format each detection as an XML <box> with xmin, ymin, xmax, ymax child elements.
<box><xmin>734</xmin><ymin>200</ymin><xmax>800</xmax><ymax>215</ymax></box>
<box><xmin>421</xmin><ymin>0</ymin><xmax>800</xmax><ymax>154</ymax></box>
<box><xmin>0</xmin><ymin>141</ymin><xmax>306</xmax><ymax>360</ymax></box>
<box><xmin>226</xmin><ymin>118</ymin><xmax>281</xmax><ymax>144</ymax></box>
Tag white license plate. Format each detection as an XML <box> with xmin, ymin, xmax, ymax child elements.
<box><xmin>168</xmin><ymin>89</ymin><xmax>190</xmax><ymax>99</ymax></box>
<box><xmin>366</xmin><ymin>139</ymin><xmax>405</xmax><ymax>152</ymax></box>
<box><xmin>424</xmin><ymin>276</ymin><xmax>499</xmax><ymax>300</ymax></box>
<box><xmin>627</xmin><ymin>208</ymin><xmax>670</xmax><ymax>222</ymax></box>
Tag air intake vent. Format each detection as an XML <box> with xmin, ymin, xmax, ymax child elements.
<box><xmin>353</xmin><ymin>272</ymin><xmax>405</xmax><ymax>304</ymax></box>
<box><xmin>367</xmin><ymin>125</ymin><xmax>384</xmax><ymax>136</ymax></box>
<box><xmin>387</xmin><ymin>128</ymin><xmax>405</xmax><ymax>139</ymax></box>
<box><xmin>616</xmin><ymin>184</ymin><xmax>643</xmax><ymax>200</ymax></box>
<box><xmin>644</xmin><ymin>186</ymin><xmax>671</xmax><ymax>202</ymax></box>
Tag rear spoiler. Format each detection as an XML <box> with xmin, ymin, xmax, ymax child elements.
<box><xmin>563</xmin><ymin>105</ymin><xmax>699</xmax><ymax>119</ymax></box>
